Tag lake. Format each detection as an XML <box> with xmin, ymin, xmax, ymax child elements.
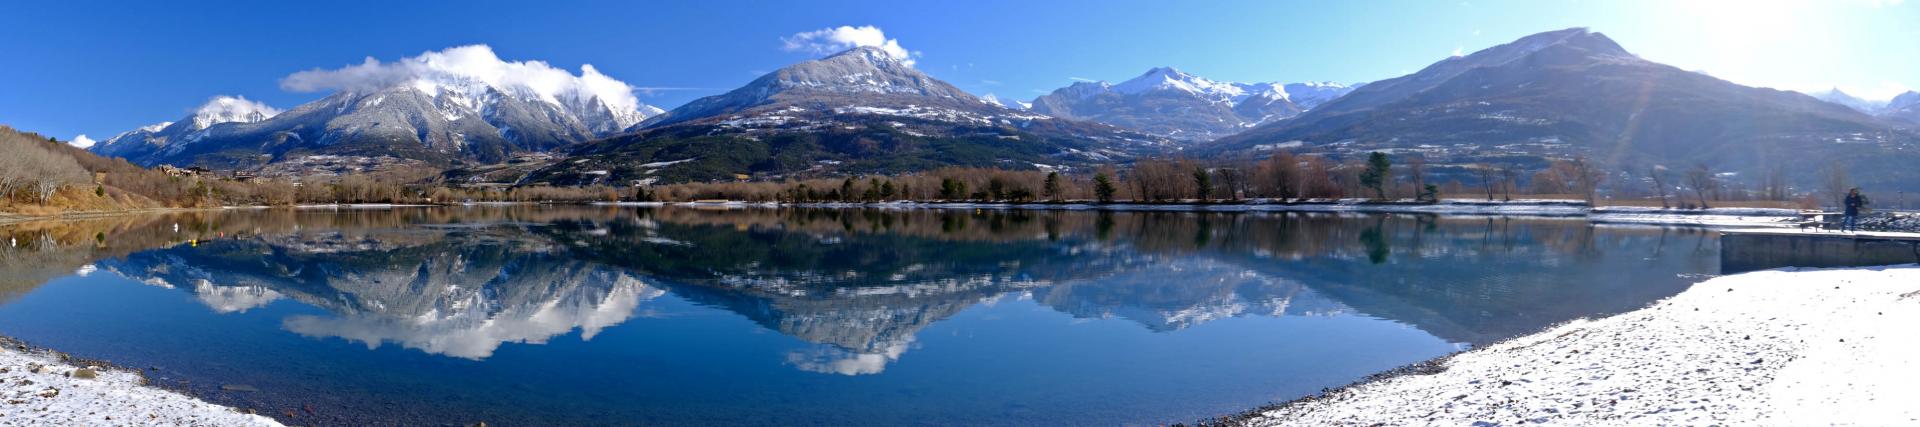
<box><xmin>0</xmin><ymin>206</ymin><xmax>1720</xmax><ymax>426</ymax></box>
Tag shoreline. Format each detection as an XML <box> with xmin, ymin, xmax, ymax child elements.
<box><xmin>1208</xmin><ymin>264</ymin><xmax>1920</xmax><ymax>426</ymax></box>
<box><xmin>0</xmin><ymin>335</ymin><xmax>282</xmax><ymax>426</ymax></box>
<box><xmin>708</xmin><ymin>199</ymin><xmax>1804</xmax><ymax>228</ymax></box>
<box><xmin>0</xmin><ymin>207</ymin><xmax>224</xmax><ymax>227</ymax></box>
<box><xmin>4</xmin><ymin>199</ymin><xmax>1802</xmax><ymax>230</ymax></box>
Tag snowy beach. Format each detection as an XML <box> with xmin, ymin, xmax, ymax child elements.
<box><xmin>0</xmin><ymin>339</ymin><xmax>281</xmax><ymax>426</ymax></box>
<box><xmin>1231</xmin><ymin>265</ymin><xmax>1920</xmax><ymax>426</ymax></box>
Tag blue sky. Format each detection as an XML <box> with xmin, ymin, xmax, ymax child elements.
<box><xmin>4</xmin><ymin>0</ymin><xmax>1916</xmax><ymax>144</ymax></box>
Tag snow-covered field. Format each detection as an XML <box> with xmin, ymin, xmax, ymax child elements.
<box><xmin>0</xmin><ymin>343</ymin><xmax>282</xmax><ymax>426</ymax></box>
<box><xmin>1237</xmin><ymin>265</ymin><xmax>1920</xmax><ymax>426</ymax></box>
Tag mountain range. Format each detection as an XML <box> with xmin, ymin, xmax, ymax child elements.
<box><xmin>523</xmin><ymin>46</ymin><xmax>1165</xmax><ymax>185</ymax></box>
<box><xmin>93</xmin><ymin>46</ymin><xmax>662</xmax><ymax>173</ymax></box>
<box><xmin>84</xmin><ymin>28</ymin><xmax>1920</xmax><ymax>192</ymax></box>
<box><xmin>1028</xmin><ymin>67</ymin><xmax>1357</xmax><ymax>141</ymax></box>
<box><xmin>1808</xmin><ymin>88</ymin><xmax>1920</xmax><ymax>125</ymax></box>
<box><xmin>1202</xmin><ymin>28</ymin><xmax>1920</xmax><ymax>191</ymax></box>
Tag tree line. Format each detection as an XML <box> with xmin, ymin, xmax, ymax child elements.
<box><xmin>2</xmin><ymin>120</ymin><xmax>1829</xmax><ymax>212</ymax></box>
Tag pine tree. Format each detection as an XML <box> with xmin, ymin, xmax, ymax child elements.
<box><xmin>1042</xmin><ymin>172</ymin><xmax>1061</xmax><ymax>201</ymax></box>
<box><xmin>1093</xmin><ymin>173</ymin><xmax>1116</xmax><ymax>204</ymax></box>
<box><xmin>1192</xmin><ymin>167</ymin><xmax>1212</xmax><ymax>201</ymax></box>
<box><xmin>1360</xmin><ymin>152</ymin><xmax>1391</xmax><ymax>199</ymax></box>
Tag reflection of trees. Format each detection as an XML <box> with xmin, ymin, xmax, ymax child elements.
<box><xmin>1359</xmin><ymin>222</ymin><xmax>1389</xmax><ymax>264</ymax></box>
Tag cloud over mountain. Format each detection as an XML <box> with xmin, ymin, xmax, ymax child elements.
<box><xmin>781</xmin><ymin>25</ymin><xmax>916</xmax><ymax>66</ymax></box>
<box><xmin>279</xmin><ymin>45</ymin><xmax>647</xmax><ymax>116</ymax></box>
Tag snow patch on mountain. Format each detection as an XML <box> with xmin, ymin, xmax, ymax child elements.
<box><xmin>190</xmin><ymin>96</ymin><xmax>281</xmax><ymax>129</ymax></box>
<box><xmin>981</xmin><ymin>94</ymin><xmax>1030</xmax><ymax>110</ymax></box>
<box><xmin>1111</xmin><ymin>67</ymin><xmax>1257</xmax><ymax>101</ymax></box>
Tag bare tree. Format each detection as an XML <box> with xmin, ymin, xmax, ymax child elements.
<box><xmin>0</xmin><ymin>128</ymin><xmax>90</xmax><ymax>205</ymax></box>
<box><xmin>1821</xmin><ymin>164</ymin><xmax>1850</xmax><ymax>209</ymax></box>
<box><xmin>1683</xmin><ymin>163</ymin><xmax>1715</xmax><ymax>209</ymax></box>
<box><xmin>1213</xmin><ymin>166</ymin><xmax>1248</xmax><ymax>201</ymax></box>
<box><xmin>1130</xmin><ymin>158</ymin><xmax>1197</xmax><ymax>202</ymax></box>
<box><xmin>1569</xmin><ymin>157</ymin><xmax>1605</xmax><ymax>205</ymax></box>
<box><xmin>1475</xmin><ymin>164</ymin><xmax>1499</xmax><ymax>201</ymax></box>
<box><xmin>1647</xmin><ymin>165</ymin><xmax>1671</xmax><ymax>209</ymax></box>
<box><xmin>1254</xmin><ymin>153</ymin><xmax>1301</xmax><ymax>200</ymax></box>
<box><xmin>1406</xmin><ymin>155</ymin><xmax>1427</xmax><ymax>201</ymax></box>
<box><xmin>1498</xmin><ymin>166</ymin><xmax>1517</xmax><ymax>201</ymax></box>
<box><xmin>1300</xmin><ymin>156</ymin><xmax>1342</xmax><ymax>199</ymax></box>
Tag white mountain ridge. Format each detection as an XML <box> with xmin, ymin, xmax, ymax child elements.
<box><xmin>94</xmin><ymin>46</ymin><xmax>664</xmax><ymax>170</ymax></box>
<box><xmin>1028</xmin><ymin>67</ymin><xmax>1359</xmax><ymax>141</ymax></box>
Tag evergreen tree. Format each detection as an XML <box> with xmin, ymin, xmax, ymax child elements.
<box><xmin>1192</xmin><ymin>167</ymin><xmax>1212</xmax><ymax>201</ymax></box>
<box><xmin>1043</xmin><ymin>171</ymin><xmax>1061</xmax><ymax>201</ymax></box>
<box><xmin>1360</xmin><ymin>152</ymin><xmax>1392</xmax><ymax>199</ymax></box>
<box><xmin>1093</xmin><ymin>173</ymin><xmax>1116</xmax><ymax>203</ymax></box>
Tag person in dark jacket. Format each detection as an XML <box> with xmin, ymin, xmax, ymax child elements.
<box><xmin>1843</xmin><ymin>188</ymin><xmax>1869</xmax><ymax>232</ymax></box>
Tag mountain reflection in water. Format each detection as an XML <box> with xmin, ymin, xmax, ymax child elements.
<box><xmin>0</xmin><ymin>206</ymin><xmax>1718</xmax><ymax>425</ymax></box>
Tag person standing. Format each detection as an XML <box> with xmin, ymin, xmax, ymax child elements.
<box><xmin>1843</xmin><ymin>188</ymin><xmax>1869</xmax><ymax>232</ymax></box>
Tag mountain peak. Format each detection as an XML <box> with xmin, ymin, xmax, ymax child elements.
<box><xmin>1889</xmin><ymin>91</ymin><xmax>1920</xmax><ymax>110</ymax></box>
<box><xmin>1112</xmin><ymin>66</ymin><xmax>1243</xmax><ymax>99</ymax></box>
<box><xmin>189</xmin><ymin>96</ymin><xmax>280</xmax><ymax>130</ymax></box>
<box><xmin>636</xmin><ymin>44</ymin><xmax>981</xmax><ymax>129</ymax></box>
<box><xmin>1483</xmin><ymin>27</ymin><xmax>1632</xmax><ymax>62</ymax></box>
<box><xmin>827</xmin><ymin>45</ymin><xmax>906</xmax><ymax>62</ymax></box>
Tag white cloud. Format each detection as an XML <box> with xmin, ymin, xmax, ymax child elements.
<box><xmin>67</xmin><ymin>134</ymin><xmax>96</xmax><ymax>149</ymax></box>
<box><xmin>1068</xmin><ymin>76</ymin><xmax>1098</xmax><ymax>83</ymax></box>
<box><xmin>1451</xmin><ymin>47</ymin><xmax>1465</xmax><ymax>57</ymax></box>
<box><xmin>280</xmin><ymin>45</ymin><xmax>646</xmax><ymax>115</ymax></box>
<box><xmin>781</xmin><ymin>25</ymin><xmax>917</xmax><ymax>66</ymax></box>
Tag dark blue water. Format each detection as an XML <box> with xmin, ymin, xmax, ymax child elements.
<box><xmin>0</xmin><ymin>207</ymin><xmax>1719</xmax><ymax>426</ymax></box>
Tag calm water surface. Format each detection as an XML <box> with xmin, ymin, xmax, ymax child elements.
<box><xmin>0</xmin><ymin>206</ymin><xmax>1719</xmax><ymax>426</ymax></box>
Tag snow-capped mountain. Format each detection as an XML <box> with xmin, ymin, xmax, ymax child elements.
<box><xmin>1886</xmin><ymin>91</ymin><xmax>1920</xmax><ymax>125</ymax></box>
<box><xmin>1028</xmin><ymin>67</ymin><xmax>1357</xmax><ymax>141</ymax></box>
<box><xmin>94</xmin><ymin>46</ymin><xmax>662</xmax><ymax>172</ymax></box>
<box><xmin>91</xmin><ymin>96</ymin><xmax>282</xmax><ymax>161</ymax></box>
<box><xmin>1889</xmin><ymin>91</ymin><xmax>1920</xmax><ymax>112</ymax></box>
<box><xmin>1808</xmin><ymin>88</ymin><xmax>1885</xmax><ymax>114</ymax></box>
<box><xmin>980</xmin><ymin>94</ymin><xmax>1030</xmax><ymax>111</ymax></box>
<box><xmin>1283</xmin><ymin>81</ymin><xmax>1359</xmax><ymax>110</ymax></box>
<box><xmin>634</xmin><ymin>46</ymin><xmax>1002</xmax><ymax>129</ymax></box>
<box><xmin>530</xmin><ymin>46</ymin><xmax>1164</xmax><ymax>185</ymax></box>
<box><xmin>1804</xmin><ymin>89</ymin><xmax>1920</xmax><ymax>126</ymax></box>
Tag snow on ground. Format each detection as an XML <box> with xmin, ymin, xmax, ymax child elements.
<box><xmin>0</xmin><ymin>343</ymin><xmax>283</xmax><ymax>426</ymax></box>
<box><xmin>1239</xmin><ymin>265</ymin><xmax>1920</xmax><ymax>426</ymax></box>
